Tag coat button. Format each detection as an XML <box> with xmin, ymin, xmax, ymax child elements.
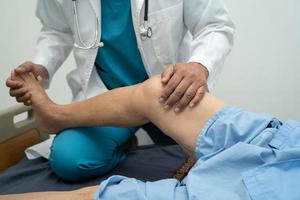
<box><xmin>99</xmin><ymin>42</ymin><xmax>104</xmax><ymax>48</ymax></box>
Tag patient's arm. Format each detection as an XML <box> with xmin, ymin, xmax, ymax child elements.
<box><xmin>19</xmin><ymin>73</ymin><xmax>225</xmax><ymax>155</ymax></box>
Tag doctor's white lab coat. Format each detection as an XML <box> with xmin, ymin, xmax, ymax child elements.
<box><xmin>32</xmin><ymin>0</ymin><xmax>235</xmax><ymax>102</ymax></box>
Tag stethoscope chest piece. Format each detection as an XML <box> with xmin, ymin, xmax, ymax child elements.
<box><xmin>140</xmin><ymin>0</ymin><xmax>152</xmax><ymax>41</ymax></box>
<box><xmin>140</xmin><ymin>24</ymin><xmax>152</xmax><ymax>41</ymax></box>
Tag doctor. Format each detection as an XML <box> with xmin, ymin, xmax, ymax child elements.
<box><xmin>6</xmin><ymin>0</ymin><xmax>234</xmax><ymax>181</ymax></box>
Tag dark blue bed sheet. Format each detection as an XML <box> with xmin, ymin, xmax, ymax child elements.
<box><xmin>0</xmin><ymin>145</ymin><xmax>187</xmax><ymax>195</ymax></box>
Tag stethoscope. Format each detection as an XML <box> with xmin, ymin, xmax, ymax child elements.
<box><xmin>72</xmin><ymin>0</ymin><xmax>152</xmax><ymax>50</ymax></box>
<box><xmin>139</xmin><ymin>0</ymin><xmax>152</xmax><ymax>41</ymax></box>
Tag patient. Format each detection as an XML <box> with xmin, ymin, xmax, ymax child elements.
<box><xmin>1</xmin><ymin>73</ymin><xmax>300</xmax><ymax>200</ymax></box>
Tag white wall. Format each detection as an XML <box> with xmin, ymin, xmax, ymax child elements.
<box><xmin>1</xmin><ymin>0</ymin><xmax>300</xmax><ymax>121</ymax></box>
<box><xmin>0</xmin><ymin>0</ymin><xmax>75</xmax><ymax>110</ymax></box>
<box><xmin>215</xmin><ymin>0</ymin><xmax>300</xmax><ymax>120</ymax></box>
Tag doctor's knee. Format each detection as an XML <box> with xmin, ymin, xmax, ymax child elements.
<box><xmin>49</xmin><ymin>128</ymin><xmax>125</xmax><ymax>181</ymax></box>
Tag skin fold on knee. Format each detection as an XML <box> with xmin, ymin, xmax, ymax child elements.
<box><xmin>132</xmin><ymin>76</ymin><xmax>163</xmax><ymax>117</ymax></box>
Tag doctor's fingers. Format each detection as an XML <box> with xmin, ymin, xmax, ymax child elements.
<box><xmin>164</xmin><ymin>78</ymin><xmax>193</xmax><ymax>110</ymax></box>
<box><xmin>173</xmin><ymin>83</ymin><xmax>200</xmax><ymax>112</ymax></box>
<box><xmin>17</xmin><ymin>94</ymin><xmax>32</xmax><ymax>106</ymax></box>
<box><xmin>6</xmin><ymin>70</ymin><xmax>24</xmax><ymax>87</ymax></box>
<box><xmin>160</xmin><ymin>73</ymin><xmax>183</xmax><ymax>102</ymax></box>
<box><xmin>161</xmin><ymin>64</ymin><xmax>175</xmax><ymax>84</ymax></box>
<box><xmin>189</xmin><ymin>85</ymin><xmax>208</xmax><ymax>108</ymax></box>
<box><xmin>9</xmin><ymin>87</ymin><xmax>28</xmax><ymax>98</ymax></box>
<box><xmin>6</xmin><ymin>78</ymin><xmax>23</xmax><ymax>89</ymax></box>
<box><xmin>15</xmin><ymin>62</ymin><xmax>35</xmax><ymax>75</ymax></box>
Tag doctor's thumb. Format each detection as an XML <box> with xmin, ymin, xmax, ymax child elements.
<box><xmin>15</xmin><ymin>63</ymin><xmax>34</xmax><ymax>74</ymax></box>
<box><xmin>36</xmin><ymin>75</ymin><xmax>45</xmax><ymax>86</ymax></box>
<box><xmin>37</xmin><ymin>75</ymin><xmax>42</xmax><ymax>81</ymax></box>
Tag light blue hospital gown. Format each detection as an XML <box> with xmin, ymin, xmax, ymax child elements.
<box><xmin>94</xmin><ymin>107</ymin><xmax>300</xmax><ymax>200</ymax></box>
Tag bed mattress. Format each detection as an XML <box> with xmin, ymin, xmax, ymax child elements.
<box><xmin>0</xmin><ymin>145</ymin><xmax>187</xmax><ymax>195</ymax></box>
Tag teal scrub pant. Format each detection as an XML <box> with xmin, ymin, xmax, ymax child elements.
<box><xmin>49</xmin><ymin>124</ymin><xmax>175</xmax><ymax>181</ymax></box>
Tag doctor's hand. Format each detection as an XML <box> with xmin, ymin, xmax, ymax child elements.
<box><xmin>6</xmin><ymin>61</ymin><xmax>49</xmax><ymax>106</ymax></box>
<box><xmin>159</xmin><ymin>62</ymin><xmax>209</xmax><ymax>113</ymax></box>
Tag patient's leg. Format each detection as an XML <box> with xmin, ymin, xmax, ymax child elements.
<box><xmin>20</xmin><ymin>74</ymin><xmax>225</xmax><ymax>156</ymax></box>
<box><xmin>0</xmin><ymin>185</ymin><xmax>98</xmax><ymax>200</ymax></box>
<box><xmin>18</xmin><ymin>73</ymin><xmax>148</xmax><ymax>134</ymax></box>
<box><xmin>134</xmin><ymin>76</ymin><xmax>225</xmax><ymax>154</ymax></box>
<box><xmin>2</xmin><ymin>75</ymin><xmax>224</xmax><ymax>199</ymax></box>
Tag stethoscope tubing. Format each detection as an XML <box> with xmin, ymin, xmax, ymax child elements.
<box><xmin>73</xmin><ymin>0</ymin><xmax>101</xmax><ymax>49</ymax></box>
<box><xmin>72</xmin><ymin>0</ymin><xmax>151</xmax><ymax>49</ymax></box>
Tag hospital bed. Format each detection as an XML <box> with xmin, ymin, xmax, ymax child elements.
<box><xmin>0</xmin><ymin>105</ymin><xmax>187</xmax><ymax>195</ymax></box>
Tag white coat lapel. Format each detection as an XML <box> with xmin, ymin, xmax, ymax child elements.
<box><xmin>131</xmin><ymin>0</ymin><xmax>144</xmax><ymax>18</ymax></box>
<box><xmin>79</xmin><ymin>0</ymin><xmax>100</xmax><ymax>94</ymax></box>
<box><xmin>88</xmin><ymin>0</ymin><xmax>100</xmax><ymax>18</ymax></box>
<box><xmin>131</xmin><ymin>0</ymin><xmax>144</xmax><ymax>42</ymax></box>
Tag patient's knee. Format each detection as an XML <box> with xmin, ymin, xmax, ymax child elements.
<box><xmin>140</xmin><ymin>75</ymin><xmax>163</xmax><ymax>101</ymax></box>
<box><xmin>132</xmin><ymin>75</ymin><xmax>165</xmax><ymax>116</ymax></box>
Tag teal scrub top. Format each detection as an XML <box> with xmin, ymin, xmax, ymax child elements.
<box><xmin>95</xmin><ymin>0</ymin><xmax>148</xmax><ymax>90</ymax></box>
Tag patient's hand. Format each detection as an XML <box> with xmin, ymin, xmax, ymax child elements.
<box><xmin>15</xmin><ymin>73</ymin><xmax>63</xmax><ymax>134</ymax></box>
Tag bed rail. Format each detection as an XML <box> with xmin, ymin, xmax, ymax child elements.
<box><xmin>0</xmin><ymin>105</ymin><xmax>48</xmax><ymax>171</ymax></box>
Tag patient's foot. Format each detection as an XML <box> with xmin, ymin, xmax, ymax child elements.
<box><xmin>19</xmin><ymin>73</ymin><xmax>63</xmax><ymax>134</ymax></box>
